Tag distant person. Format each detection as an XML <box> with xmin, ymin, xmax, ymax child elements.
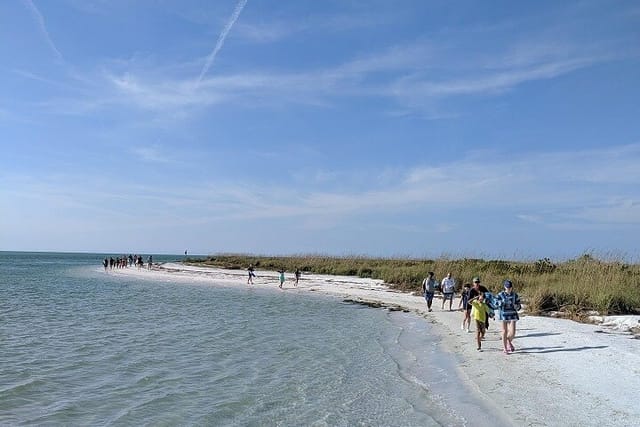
<box><xmin>278</xmin><ymin>269</ymin><xmax>285</xmax><ymax>289</ymax></box>
<box><xmin>136</xmin><ymin>255</ymin><xmax>143</xmax><ymax>269</ymax></box>
<box><xmin>147</xmin><ymin>255</ymin><xmax>153</xmax><ymax>270</ymax></box>
<box><xmin>441</xmin><ymin>272</ymin><xmax>456</xmax><ymax>310</ymax></box>
<box><xmin>495</xmin><ymin>280</ymin><xmax>522</xmax><ymax>354</ymax></box>
<box><xmin>422</xmin><ymin>271</ymin><xmax>437</xmax><ymax>312</ymax></box>
<box><xmin>103</xmin><ymin>258</ymin><xmax>108</xmax><ymax>272</ymax></box>
<box><xmin>247</xmin><ymin>264</ymin><xmax>256</xmax><ymax>284</ymax></box>
<box><xmin>128</xmin><ymin>254</ymin><xmax>133</xmax><ymax>267</ymax></box>
<box><xmin>294</xmin><ymin>268</ymin><xmax>301</xmax><ymax>286</ymax></box>
<box><xmin>469</xmin><ymin>292</ymin><xmax>491</xmax><ymax>351</ymax></box>
<box><xmin>458</xmin><ymin>283</ymin><xmax>472</xmax><ymax>332</ymax></box>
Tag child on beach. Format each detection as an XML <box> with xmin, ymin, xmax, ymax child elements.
<box><xmin>458</xmin><ymin>283</ymin><xmax>472</xmax><ymax>332</ymax></box>
<box><xmin>469</xmin><ymin>293</ymin><xmax>490</xmax><ymax>351</ymax></box>
<box><xmin>422</xmin><ymin>272</ymin><xmax>437</xmax><ymax>312</ymax></box>
<box><xmin>278</xmin><ymin>269</ymin><xmax>285</xmax><ymax>289</ymax></box>
<box><xmin>470</xmin><ymin>277</ymin><xmax>492</xmax><ymax>330</ymax></box>
<box><xmin>495</xmin><ymin>280</ymin><xmax>522</xmax><ymax>354</ymax></box>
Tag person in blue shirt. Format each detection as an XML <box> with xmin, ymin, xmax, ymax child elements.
<box><xmin>495</xmin><ymin>280</ymin><xmax>522</xmax><ymax>354</ymax></box>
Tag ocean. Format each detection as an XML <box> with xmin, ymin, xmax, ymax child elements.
<box><xmin>0</xmin><ymin>252</ymin><xmax>501</xmax><ymax>426</ymax></box>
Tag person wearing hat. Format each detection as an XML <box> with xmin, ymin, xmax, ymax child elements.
<box><xmin>495</xmin><ymin>280</ymin><xmax>522</xmax><ymax>354</ymax></box>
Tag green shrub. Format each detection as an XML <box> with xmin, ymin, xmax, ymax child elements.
<box><xmin>185</xmin><ymin>253</ymin><xmax>640</xmax><ymax>315</ymax></box>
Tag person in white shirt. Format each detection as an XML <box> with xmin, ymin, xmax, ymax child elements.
<box><xmin>441</xmin><ymin>272</ymin><xmax>456</xmax><ymax>310</ymax></box>
<box><xmin>422</xmin><ymin>272</ymin><xmax>437</xmax><ymax>312</ymax></box>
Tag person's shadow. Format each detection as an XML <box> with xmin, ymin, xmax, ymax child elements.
<box><xmin>518</xmin><ymin>332</ymin><xmax>562</xmax><ymax>338</ymax></box>
<box><xmin>517</xmin><ymin>345</ymin><xmax>608</xmax><ymax>354</ymax></box>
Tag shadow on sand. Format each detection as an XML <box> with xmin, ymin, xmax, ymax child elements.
<box><xmin>517</xmin><ymin>345</ymin><xmax>608</xmax><ymax>354</ymax></box>
<box><xmin>518</xmin><ymin>332</ymin><xmax>563</xmax><ymax>338</ymax></box>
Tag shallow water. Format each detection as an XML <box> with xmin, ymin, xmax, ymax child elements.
<box><xmin>0</xmin><ymin>252</ymin><xmax>500</xmax><ymax>426</ymax></box>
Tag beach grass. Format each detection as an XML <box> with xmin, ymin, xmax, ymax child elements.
<box><xmin>185</xmin><ymin>253</ymin><xmax>640</xmax><ymax>316</ymax></box>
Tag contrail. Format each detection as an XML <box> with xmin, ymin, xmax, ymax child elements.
<box><xmin>196</xmin><ymin>0</ymin><xmax>248</xmax><ymax>85</ymax></box>
<box><xmin>22</xmin><ymin>0</ymin><xmax>64</xmax><ymax>62</ymax></box>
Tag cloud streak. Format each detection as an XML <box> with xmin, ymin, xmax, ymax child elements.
<box><xmin>22</xmin><ymin>0</ymin><xmax>64</xmax><ymax>62</ymax></box>
<box><xmin>100</xmin><ymin>35</ymin><xmax>616</xmax><ymax>118</ymax></box>
<box><xmin>196</xmin><ymin>0</ymin><xmax>248</xmax><ymax>85</ymax></box>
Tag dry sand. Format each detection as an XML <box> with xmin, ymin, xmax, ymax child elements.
<box><xmin>113</xmin><ymin>263</ymin><xmax>640</xmax><ymax>426</ymax></box>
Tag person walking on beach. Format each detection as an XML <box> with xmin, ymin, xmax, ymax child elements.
<box><xmin>441</xmin><ymin>272</ymin><xmax>456</xmax><ymax>310</ymax></box>
<box><xmin>278</xmin><ymin>269</ymin><xmax>285</xmax><ymax>289</ymax></box>
<box><xmin>103</xmin><ymin>258</ymin><xmax>109</xmax><ymax>272</ymax></box>
<box><xmin>458</xmin><ymin>283</ymin><xmax>472</xmax><ymax>332</ymax></box>
<box><xmin>495</xmin><ymin>280</ymin><xmax>522</xmax><ymax>354</ymax></box>
<box><xmin>147</xmin><ymin>255</ymin><xmax>153</xmax><ymax>270</ymax></box>
<box><xmin>469</xmin><ymin>292</ymin><xmax>490</xmax><ymax>351</ymax></box>
<box><xmin>422</xmin><ymin>272</ymin><xmax>437</xmax><ymax>312</ymax></box>
<box><xmin>247</xmin><ymin>264</ymin><xmax>256</xmax><ymax>284</ymax></box>
<box><xmin>294</xmin><ymin>268</ymin><xmax>301</xmax><ymax>286</ymax></box>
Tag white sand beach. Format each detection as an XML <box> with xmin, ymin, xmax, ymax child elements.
<box><xmin>113</xmin><ymin>263</ymin><xmax>640</xmax><ymax>426</ymax></box>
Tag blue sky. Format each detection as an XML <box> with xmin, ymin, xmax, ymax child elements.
<box><xmin>1</xmin><ymin>0</ymin><xmax>639</xmax><ymax>260</ymax></box>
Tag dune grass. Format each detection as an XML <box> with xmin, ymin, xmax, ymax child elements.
<box><xmin>185</xmin><ymin>253</ymin><xmax>640</xmax><ymax>316</ymax></box>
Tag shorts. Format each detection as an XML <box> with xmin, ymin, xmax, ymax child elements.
<box><xmin>498</xmin><ymin>311</ymin><xmax>519</xmax><ymax>321</ymax></box>
<box><xmin>475</xmin><ymin>320</ymin><xmax>486</xmax><ymax>333</ymax></box>
<box><xmin>424</xmin><ymin>291</ymin><xmax>434</xmax><ymax>302</ymax></box>
<box><xmin>443</xmin><ymin>292</ymin><xmax>454</xmax><ymax>301</ymax></box>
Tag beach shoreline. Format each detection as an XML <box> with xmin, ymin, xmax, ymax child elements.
<box><xmin>112</xmin><ymin>263</ymin><xmax>640</xmax><ymax>426</ymax></box>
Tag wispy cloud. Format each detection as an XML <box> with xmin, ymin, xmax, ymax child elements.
<box><xmin>232</xmin><ymin>10</ymin><xmax>389</xmax><ymax>44</ymax></box>
<box><xmin>131</xmin><ymin>146</ymin><xmax>171</xmax><ymax>163</ymax></box>
<box><xmin>233</xmin><ymin>21</ymin><xmax>298</xmax><ymax>44</ymax></box>
<box><xmin>101</xmin><ymin>34</ymin><xmax>616</xmax><ymax>118</ymax></box>
<box><xmin>23</xmin><ymin>8</ymin><xmax>630</xmax><ymax>122</ymax></box>
<box><xmin>196</xmin><ymin>0</ymin><xmax>248</xmax><ymax>85</ymax></box>
<box><xmin>394</xmin><ymin>56</ymin><xmax>598</xmax><ymax>98</ymax></box>
<box><xmin>230</xmin><ymin>144</ymin><xmax>640</xmax><ymax>227</ymax></box>
<box><xmin>22</xmin><ymin>0</ymin><xmax>64</xmax><ymax>62</ymax></box>
<box><xmin>4</xmin><ymin>144</ymin><xmax>639</xmax><ymax>229</ymax></box>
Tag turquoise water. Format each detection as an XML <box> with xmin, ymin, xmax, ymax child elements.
<box><xmin>0</xmin><ymin>252</ymin><xmax>502</xmax><ymax>426</ymax></box>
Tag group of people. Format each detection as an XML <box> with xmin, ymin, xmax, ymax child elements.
<box><xmin>102</xmin><ymin>254</ymin><xmax>153</xmax><ymax>271</ymax></box>
<box><xmin>422</xmin><ymin>273</ymin><xmax>522</xmax><ymax>354</ymax></box>
<box><xmin>247</xmin><ymin>264</ymin><xmax>302</xmax><ymax>288</ymax></box>
<box><xmin>421</xmin><ymin>271</ymin><xmax>457</xmax><ymax>311</ymax></box>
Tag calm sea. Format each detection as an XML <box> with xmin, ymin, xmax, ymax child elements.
<box><xmin>0</xmin><ymin>252</ymin><xmax>503</xmax><ymax>426</ymax></box>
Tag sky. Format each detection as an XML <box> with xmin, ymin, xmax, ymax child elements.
<box><xmin>1</xmin><ymin>0</ymin><xmax>639</xmax><ymax>261</ymax></box>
